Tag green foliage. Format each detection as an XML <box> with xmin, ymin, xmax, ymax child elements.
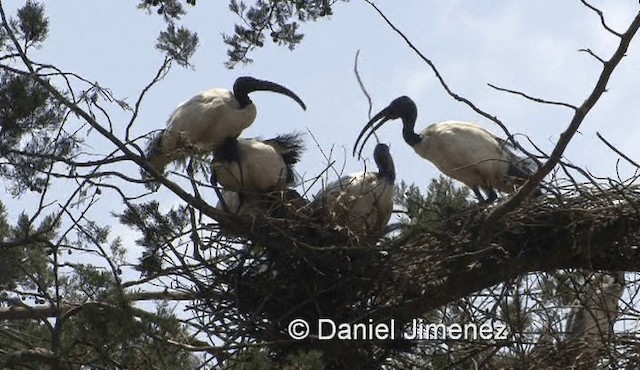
<box><xmin>117</xmin><ymin>201</ymin><xmax>190</xmax><ymax>276</ymax></box>
<box><xmin>16</xmin><ymin>1</ymin><xmax>48</xmax><ymax>46</ymax></box>
<box><xmin>138</xmin><ymin>0</ymin><xmax>347</xmax><ymax>68</ymax></box>
<box><xmin>223</xmin><ymin>0</ymin><xmax>346</xmax><ymax>67</ymax></box>
<box><xmin>0</xmin><ymin>1</ymin><xmax>48</xmax><ymax>50</ymax></box>
<box><xmin>156</xmin><ymin>23</ymin><xmax>199</xmax><ymax>67</ymax></box>
<box><xmin>0</xmin><ymin>302</ymin><xmax>199</xmax><ymax>369</ymax></box>
<box><xmin>395</xmin><ymin>175</ymin><xmax>471</xmax><ymax>228</ymax></box>
<box><xmin>0</xmin><ymin>210</ymin><xmax>55</xmax><ymax>294</ymax></box>
<box><xmin>0</xmin><ymin>70</ymin><xmax>72</xmax><ymax>195</ymax></box>
<box><xmin>137</xmin><ymin>1</ymin><xmax>199</xmax><ymax>67</ymax></box>
<box><xmin>227</xmin><ymin>348</ymin><xmax>325</xmax><ymax>369</ymax></box>
<box><xmin>137</xmin><ymin>0</ymin><xmax>193</xmax><ymax>22</ymax></box>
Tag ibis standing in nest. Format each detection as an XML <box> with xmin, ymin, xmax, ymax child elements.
<box><xmin>143</xmin><ymin>77</ymin><xmax>306</xmax><ymax>175</ymax></box>
<box><xmin>313</xmin><ymin>143</ymin><xmax>395</xmax><ymax>239</ymax></box>
<box><xmin>353</xmin><ymin>96</ymin><xmax>538</xmax><ymax>204</ymax></box>
<box><xmin>211</xmin><ymin>132</ymin><xmax>304</xmax><ymax>194</ymax></box>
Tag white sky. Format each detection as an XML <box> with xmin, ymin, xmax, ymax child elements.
<box><xmin>3</xmin><ymin>1</ymin><xmax>640</xmax><ymax>272</ymax></box>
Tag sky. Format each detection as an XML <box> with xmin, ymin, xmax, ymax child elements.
<box><xmin>3</xmin><ymin>1</ymin><xmax>640</xmax><ymax>288</ymax></box>
<box><xmin>28</xmin><ymin>1</ymin><xmax>640</xmax><ymax>186</ymax></box>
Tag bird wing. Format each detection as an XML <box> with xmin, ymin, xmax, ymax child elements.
<box><xmin>494</xmin><ymin>137</ymin><xmax>539</xmax><ymax>177</ymax></box>
<box><xmin>314</xmin><ymin>174</ymin><xmax>359</xmax><ymax>200</ymax></box>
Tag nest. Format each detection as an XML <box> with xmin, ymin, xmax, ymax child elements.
<box><xmin>190</xmin><ymin>184</ymin><xmax>640</xmax><ymax>366</ymax></box>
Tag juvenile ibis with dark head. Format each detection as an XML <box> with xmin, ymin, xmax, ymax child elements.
<box><xmin>313</xmin><ymin>143</ymin><xmax>395</xmax><ymax>239</ymax></box>
<box><xmin>353</xmin><ymin>96</ymin><xmax>539</xmax><ymax>204</ymax></box>
<box><xmin>143</xmin><ymin>77</ymin><xmax>306</xmax><ymax>175</ymax></box>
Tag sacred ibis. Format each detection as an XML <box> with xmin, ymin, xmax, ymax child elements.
<box><xmin>211</xmin><ymin>132</ymin><xmax>304</xmax><ymax>193</ymax></box>
<box><xmin>353</xmin><ymin>96</ymin><xmax>539</xmax><ymax>204</ymax></box>
<box><xmin>565</xmin><ymin>272</ymin><xmax>624</xmax><ymax>359</ymax></box>
<box><xmin>144</xmin><ymin>77</ymin><xmax>306</xmax><ymax>174</ymax></box>
<box><xmin>313</xmin><ymin>143</ymin><xmax>395</xmax><ymax>239</ymax></box>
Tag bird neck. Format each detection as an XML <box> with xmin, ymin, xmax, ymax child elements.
<box><xmin>214</xmin><ymin>136</ymin><xmax>241</xmax><ymax>162</ymax></box>
<box><xmin>233</xmin><ymin>78</ymin><xmax>254</xmax><ymax>109</ymax></box>
<box><xmin>402</xmin><ymin>125</ymin><xmax>421</xmax><ymax>147</ymax></box>
<box><xmin>234</xmin><ymin>92</ymin><xmax>252</xmax><ymax>109</ymax></box>
<box><xmin>378</xmin><ymin>163</ymin><xmax>396</xmax><ymax>183</ymax></box>
<box><xmin>375</xmin><ymin>155</ymin><xmax>396</xmax><ymax>183</ymax></box>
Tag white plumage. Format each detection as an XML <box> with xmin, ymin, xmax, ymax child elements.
<box><xmin>211</xmin><ymin>133</ymin><xmax>304</xmax><ymax>193</ymax></box>
<box><xmin>313</xmin><ymin>143</ymin><xmax>395</xmax><ymax>239</ymax></box>
<box><xmin>565</xmin><ymin>272</ymin><xmax>624</xmax><ymax>357</ymax></box>
<box><xmin>216</xmin><ymin>190</ymin><xmax>244</xmax><ymax>214</ymax></box>
<box><xmin>144</xmin><ymin>77</ymin><xmax>306</xmax><ymax>174</ymax></box>
<box><xmin>354</xmin><ymin>96</ymin><xmax>538</xmax><ymax>203</ymax></box>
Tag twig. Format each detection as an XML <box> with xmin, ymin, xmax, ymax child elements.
<box><xmin>488</xmin><ymin>83</ymin><xmax>577</xmax><ymax>110</ymax></box>
<box><xmin>363</xmin><ymin>0</ymin><xmax>521</xmax><ymax>150</ymax></box>
<box><xmin>579</xmin><ymin>0</ymin><xmax>623</xmax><ymax>37</ymax></box>
<box><xmin>579</xmin><ymin>48</ymin><xmax>606</xmax><ymax>64</ymax></box>
<box><xmin>597</xmin><ymin>132</ymin><xmax>640</xmax><ymax>168</ymax></box>
<box><xmin>475</xmin><ymin>9</ymin><xmax>640</xmax><ymax>245</ymax></box>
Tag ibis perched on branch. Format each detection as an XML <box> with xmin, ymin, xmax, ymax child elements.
<box><xmin>353</xmin><ymin>96</ymin><xmax>538</xmax><ymax>204</ymax></box>
<box><xmin>211</xmin><ymin>132</ymin><xmax>304</xmax><ymax>193</ymax></box>
<box><xmin>144</xmin><ymin>77</ymin><xmax>306</xmax><ymax>174</ymax></box>
<box><xmin>313</xmin><ymin>143</ymin><xmax>395</xmax><ymax>239</ymax></box>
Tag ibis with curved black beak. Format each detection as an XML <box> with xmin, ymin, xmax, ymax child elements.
<box><xmin>353</xmin><ymin>96</ymin><xmax>538</xmax><ymax>203</ymax></box>
<box><xmin>314</xmin><ymin>143</ymin><xmax>395</xmax><ymax>239</ymax></box>
<box><xmin>144</xmin><ymin>76</ymin><xmax>306</xmax><ymax>175</ymax></box>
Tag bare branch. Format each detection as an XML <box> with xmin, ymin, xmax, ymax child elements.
<box><xmin>126</xmin><ymin>57</ymin><xmax>172</xmax><ymax>141</ymax></box>
<box><xmin>579</xmin><ymin>0</ymin><xmax>623</xmax><ymax>37</ymax></box>
<box><xmin>363</xmin><ymin>0</ymin><xmax>521</xmax><ymax>149</ymax></box>
<box><xmin>579</xmin><ymin>48</ymin><xmax>606</xmax><ymax>64</ymax></box>
<box><xmin>597</xmin><ymin>132</ymin><xmax>640</xmax><ymax>168</ymax></box>
<box><xmin>477</xmin><ymin>9</ymin><xmax>640</xmax><ymax>244</ymax></box>
<box><xmin>488</xmin><ymin>83</ymin><xmax>577</xmax><ymax>110</ymax></box>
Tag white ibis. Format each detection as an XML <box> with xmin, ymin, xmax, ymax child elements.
<box><xmin>353</xmin><ymin>96</ymin><xmax>538</xmax><ymax>204</ymax></box>
<box><xmin>313</xmin><ymin>143</ymin><xmax>395</xmax><ymax>239</ymax></box>
<box><xmin>211</xmin><ymin>132</ymin><xmax>304</xmax><ymax>193</ymax></box>
<box><xmin>565</xmin><ymin>272</ymin><xmax>624</xmax><ymax>360</ymax></box>
<box><xmin>144</xmin><ymin>77</ymin><xmax>306</xmax><ymax>174</ymax></box>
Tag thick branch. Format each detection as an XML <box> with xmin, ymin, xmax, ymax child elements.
<box><xmin>371</xmin><ymin>189</ymin><xmax>640</xmax><ymax>321</ymax></box>
<box><xmin>0</xmin><ymin>291</ymin><xmax>196</xmax><ymax>320</ymax></box>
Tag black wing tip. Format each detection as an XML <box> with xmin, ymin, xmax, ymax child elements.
<box><xmin>268</xmin><ymin>132</ymin><xmax>306</xmax><ymax>165</ymax></box>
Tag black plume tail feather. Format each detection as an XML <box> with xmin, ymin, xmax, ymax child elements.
<box><xmin>265</xmin><ymin>132</ymin><xmax>305</xmax><ymax>165</ymax></box>
<box><xmin>265</xmin><ymin>132</ymin><xmax>305</xmax><ymax>185</ymax></box>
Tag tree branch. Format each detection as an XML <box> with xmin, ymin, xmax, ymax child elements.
<box><xmin>477</xmin><ymin>9</ymin><xmax>640</xmax><ymax>245</ymax></box>
<box><xmin>0</xmin><ymin>291</ymin><xmax>196</xmax><ymax>320</ymax></box>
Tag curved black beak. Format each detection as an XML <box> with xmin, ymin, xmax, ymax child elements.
<box><xmin>352</xmin><ymin>107</ymin><xmax>392</xmax><ymax>159</ymax></box>
<box><xmin>234</xmin><ymin>77</ymin><xmax>306</xmax><ymax>110</ymax></box>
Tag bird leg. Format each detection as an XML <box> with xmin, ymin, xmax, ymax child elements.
<box><xmin>485</xmin><ymin>188</ymin><xmax>499</xmax><ymax>204</ymax></box>
<box><xmin>472</xmin><ymin>186</ymin><xmax>487</xmax><ymax>204</ymax></box>
<box><xmin>210</xmin><ymin>170</ymin><xmax>230</xmax><ymax>213</ymax></box>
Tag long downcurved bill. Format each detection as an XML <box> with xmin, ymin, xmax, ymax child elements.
<box><xmin>353</xmin><ymin>108</ymin><xmax>391</xmax><ymax>159</ymax></box>
<box><xmin>253</xmin><ymin>79</ymin><xmax>307</xmax><ymax>111</ymax></box>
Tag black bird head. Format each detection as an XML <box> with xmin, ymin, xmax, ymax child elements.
<box><xmin>353</xmin><ymin>96</ymin><xmax>417</xmax><ymax>158</ymax></box>
<box><xmin>233</xmin><ymin>76</ymin><xmax>307</xmax><ymax>110</ymax></box>
<box><xmin>373</xmin><ymin>143</ymin><xmax>395</xmax><ymax>182</ymax></box>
